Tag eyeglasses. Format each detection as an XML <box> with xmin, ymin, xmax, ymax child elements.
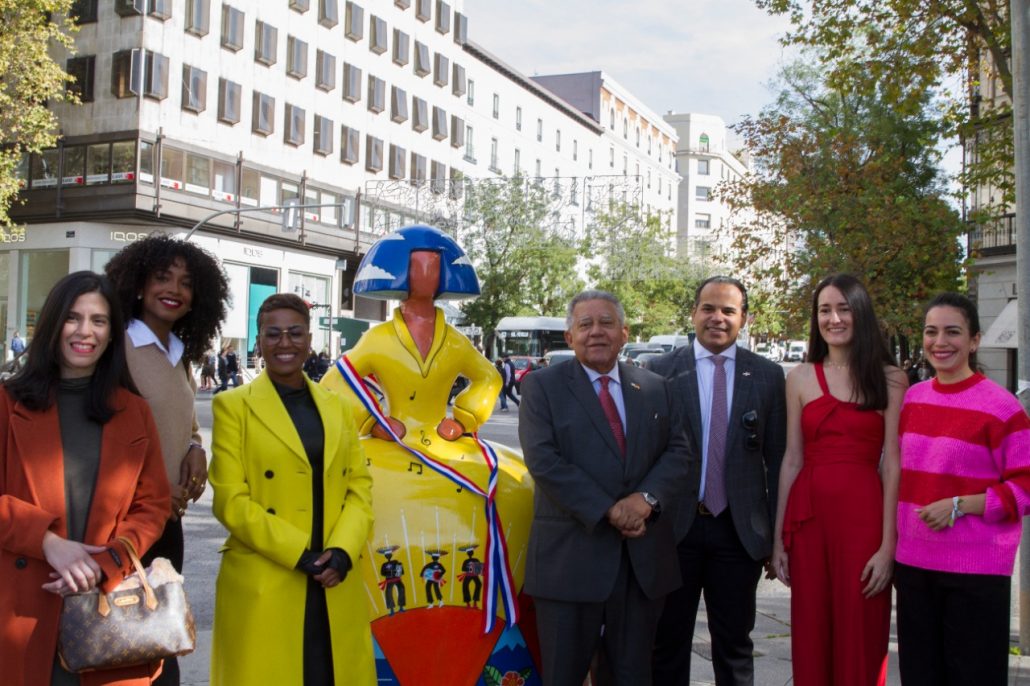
<box><xmin>742</xmin><ymin>410</ymin><xmax>759</xmax><ymax>451</ymax></box>
<box><xmin>261</xmin><ymin>326</ymin><xmax>307</xmax><ymax>345</ymax></box>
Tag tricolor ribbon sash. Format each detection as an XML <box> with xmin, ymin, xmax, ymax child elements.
<box><xmin>336</xmin><ymin>356</ymin><xmax>519</xmax><ymax>633</ymax></box>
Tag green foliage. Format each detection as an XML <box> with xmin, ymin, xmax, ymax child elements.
<box><xmin>721</xmin><ymin>60</ymin><xmax>965</xmax><ymax>339</ymax></box>
<box><xmin>0</xmin><ymin>0</ymin><xmax>76</xmax><ymax>229</ymax></box>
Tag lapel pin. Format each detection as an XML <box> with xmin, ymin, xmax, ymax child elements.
<box><xmin>742</xmin><ymin>371</ymin><xmax>752</xmax><ymax>377</ymax></box>
<box><xmin>631</xmin><ymin>382</ymin><xmax>641</xmax><ymax>390</ymax></box>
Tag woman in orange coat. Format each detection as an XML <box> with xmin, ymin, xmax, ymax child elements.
<box><xmin>0</xmin><ymin>271</ymin><xmax>171</xmax><ymax>686</ymax></box>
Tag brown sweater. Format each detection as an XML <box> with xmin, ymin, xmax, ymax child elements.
<box><xmin>124</xmin><ymin>334</ymin><xmax>201</xmax><ymax>487</ymax></box>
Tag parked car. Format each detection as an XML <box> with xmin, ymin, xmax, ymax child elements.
<box><xmin>785</xmin><ymin>341</ymin><xmax>807</xmax><ymax>362</ymax></box>
<box><xmin>635</xmin><ymin>352</ymin><xmax>665</xmax><ymax>369</ymax></box>
<box><xmin>508</xmin><ymin>355</ymin><xmax>538</xmax><ymax>392</ymax></box>
<box><xmin>543</xmin><ymin>349</ymin><xmax>576</xmax><ymax>366</ymax></box>
<box><xmin>620</xmin><ymin>344</ymin><xmax>666</xmax><ymax>366</ymax></box>
<box><xmin>754</xmin><ymin>343</ymin><xmax>783</xmax><ymax>363</ymax></box>
<box><xmin>648</xmin><ymin>334</ymin><xmax>694</xmax><ymax>352</ymax></box>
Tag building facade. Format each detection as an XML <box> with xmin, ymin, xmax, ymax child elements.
<box><xmin>5</xmin><ymin>0</ymin><xmax>677</xmax><ymax>360</ymax></box>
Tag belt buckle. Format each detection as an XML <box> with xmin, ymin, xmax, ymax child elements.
<box><xmin>697</xmin><ymin>502</ymin><xmax>713</xmax><ymax>516</ymax></box>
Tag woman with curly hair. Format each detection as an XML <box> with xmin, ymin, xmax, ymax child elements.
<box><xmin>105</xmin><ymin>233</ymin><xmax>229</xmax><ymax>686</ymax></box>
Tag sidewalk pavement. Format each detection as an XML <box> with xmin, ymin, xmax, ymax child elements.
<box><xmin>179</xmin><ymin>576</ymin><xmax>1030</xmax><ymax>685</ymax></box>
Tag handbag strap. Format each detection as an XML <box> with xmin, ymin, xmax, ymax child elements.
<box><xmin>97</xmin><ymin>537</ymin><xmax>158</xmax><ymax>616</ymax></box>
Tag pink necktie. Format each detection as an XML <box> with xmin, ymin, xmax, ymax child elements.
<box><xmin>705</xmin><ymin>355</ymin><xmax>728</xmax><ymax>515</ymax></box>
<box><xmin>599</xmin><ymin>376</ymin><xmax>626</xmax><ymax>457</ymax></box>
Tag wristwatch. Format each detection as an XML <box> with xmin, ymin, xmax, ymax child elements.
<box><xmin>641</xmin><ymin>492</ymin><xmax>661</xmax><ymax>523</ymax></box>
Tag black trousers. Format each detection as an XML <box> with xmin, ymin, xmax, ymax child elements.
<box><xmin>141</xmin><ymin>517</ymin><xmax>184</xmax><ymax>685</ymax></box>
<box><xmin>652</xmin><ymin>509</ymin><xmax>762</xmax><ymax>686</ymax></box>
<box><xmin>895</xmin><ymin>562</ymin><xmax>1010</xmax><ymax>686</ymax></box>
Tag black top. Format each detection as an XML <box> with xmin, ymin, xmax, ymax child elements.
<box><xmin>273</xmin><ymin>381</ymin><xmax>326</xmax><ymax>549</ymax></box>
<box><xmin>56</xmin><ymin>377</ymin><xmax>102</xmax><ymax>543</ymax></box>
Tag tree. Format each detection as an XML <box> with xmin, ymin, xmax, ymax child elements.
<box><xmin>721</xmin><ymin>61</ymin><xmax>965</xmax><ymax>340</ymax></box>
<box><xmin>0</xmin><ymin>0</ymin><xmax>76</xmax><ymax>229</ymax></box>
<box><xmin>458</xmin><ymin>176</ymin><xmax>583</xmax><ymax>336</ymax></box>
<box><xmin>755</xmin><ymin>0</ymin><xmax>1013</xmax><ymax>209</ymax></box>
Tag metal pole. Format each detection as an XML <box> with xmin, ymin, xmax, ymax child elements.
<box><xmin>1011</xmin><ymin>0</ymin><xmax>1030</xmax><ymax>653</ymax></box>
<box><xmin>182</xmin><ymin>201</ymin><xmax>346</xmax><ymax>241</ymax></box>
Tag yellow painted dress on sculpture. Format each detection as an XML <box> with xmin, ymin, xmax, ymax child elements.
<box><xmin>321</xmin><ymin>307</ymin><xmax>539</xmax><ymax>686</ymax></box>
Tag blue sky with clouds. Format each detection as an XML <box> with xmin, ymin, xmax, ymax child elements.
<box><xmin>465</xmin><ymin>0</ymin><xmax>794</xmax><ymax>129</ymax></box>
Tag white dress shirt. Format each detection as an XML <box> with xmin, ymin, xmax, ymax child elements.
<box><xmin>580</xmin><ymin>362</ymin><xmax>627</xmax><ymax>431</ymax></box>
<box><xmin>127</xmin><ymin>318</ymin><xmax>185</xmax><ymax>367</ymax></box>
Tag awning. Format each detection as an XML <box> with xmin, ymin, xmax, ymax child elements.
<box><xmin>981</xmin><ymin>299</ymin><xmax>1019</xmax><ymax>349</ymax></box>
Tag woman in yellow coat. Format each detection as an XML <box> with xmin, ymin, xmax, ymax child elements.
<box><xmin>209</xmin><ymin>294</ymin><xmax>375</xmax><ymax>686</ymax></box>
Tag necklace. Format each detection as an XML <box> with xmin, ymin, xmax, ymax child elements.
<box><xmin>824</xmin><ymin>360</ymin><xmax>849</xmax><ymax>369</ymax></box>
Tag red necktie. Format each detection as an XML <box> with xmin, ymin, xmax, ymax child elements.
<box><xmin>599</xmin><ymin>375</ymin><xmax>626</xmax><ymax>457</ymax></box>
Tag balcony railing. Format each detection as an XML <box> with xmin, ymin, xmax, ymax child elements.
<box><xmin>968</xmin><ymin>213</ymin><xmax>1017</xmax><ymax>257</ymax></box>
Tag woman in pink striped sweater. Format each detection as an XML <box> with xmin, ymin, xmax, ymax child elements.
<box><xmin>895</xmin><ymin>292</ymin><xmax>1030</xmax><ymax>685</ymax></box>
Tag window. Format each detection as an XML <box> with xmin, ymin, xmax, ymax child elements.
<box><xmin>319</xmin><ymin>0</ymin><xmax>338</xmax><ymax>27</ymax></box>
<box><xmin>513</xmin><ymin>148</ymin><xmax>520</xmax><ymax>175</ymax></box>
<box><xmin>387</xmin><ymin>143</ymin><xmax>403</xmax><ymax>179</ymax></box>
<box><xmin>623</xmin><ymin>118</ymin><xmax>628</xmax><ymax>138</ymax></box>
<box><xmin>515</xmin><ymin>107</ymin><xmax>522</xmax><ymax>131</ymax></box>
<box><xmin>285</xmin><ymin>104</ymin><xmax>305</xmax><ymax>145</ymax></box>
<box><xmin>555</xmin><ymin>129</ymin><xmax>560</xmax><ymax>152</ymax></box>
<box><xmin>395</xmin><ymin>0</ymin><xmax>409</xmax><ymax>7</ymax></box>
<box><xmin>391</xmin><ymin>86</ymin><xmax>408</xmax><ymax>123</ymax></box>
<box><xmin>588</xmin><ymin>148</ymin><xmax>593</xmax><ymax>170</ymax></box>
<box><xmin>489</xmin><ymin>137</ymin><xmax>499</xmax><ymax>171</ymax></box>
<box><xmin>366</xmin><ymin>135</ymin><xmax>383</xmax><ymax>172</ymax></box>
<box><xmin>536</xmin><ymin>118</ymin><xmax>542</xmax><ymax>142</ymax></box>
<box><xmin>111</xmin><ymin>49</ymin><xmax>140</xmax><ymax>98</ymax></box>
<box><xmin>287</xmin><ymin>36</ymin><xmax>308</xmax><ymax>79</ymax></box>
<box><xmin>452</xmin><ymin>63</ymin><xmax>466</xmax><ymax>96</ymax></box>
<box><xmin>695</xmin><ymin>186</ymin><xmax>711</xmax><ymax>201</ymax></box>
<box><xmin>342</xmin><ymin>63</ymin><xmax>361</xmax><ymax>102</ymax></box>
<box><xmin>435</xmin><ymin>1</ymin><xmax>450</xmax><ymax>33</ymax></box>
<box><xmin>636</xmin><ymin>126</ymin><xmax>640</xmax><ymax>147</ymax></box>
<box><xmin>221</xmin><ymin>5</ymin><xmax>244</xmax><ymax>51</ymax></box>
<box><xmin>412</xmin><ymin>97</ymin><xmax>428</xmax><ymax>132</ymax></box>
<box><xmin>367</xmin><ymin>75</ymin><xmax>385</xmax><ymax>113</ymax></box>
<box><xmin>148</xmin><ymin>0</ymin><xmax>171</xmax><ymax>20</ymax></box>
<box><xmin>217</xmin><ymin>78</ymin><xmax>241</xmax><ymax>124</ymax></box>
<box><xmin>71</xmin><ymin>0</ymin><xmax>98</xmax><ymax>23</ymax></box>
<box><xmin>86</xmin><ymin>143</ymin><xmax>110</xmax><ymax>184</ymax></box>
<box><xmin>609</xmin><ymin>107</ymin><xmax>615</xmax><ymax>129</ymax></box>
<box><xmin>454</xmin><ymin>11</ymin><xmax>467</xmax><ymax>44</ymax></box>
<box><xmin>341</xmin><ymin>125</ymin><xmax>360</xmax><ymax>164</ymax></box>
<box><xmin>648</xmin><ymin>135</ymin><xmax>652</xmax><ymax>155</ymax></box>
<box><xmin>314</xmin><ymin>115</ymin><xmax>333</xmax><ymax>155</ymax></box>
<box><xmin>369</xmin><ymin>15</ymin><xmax>387</xmax><ymax>54</ymax></box>
<box><xmin>66</xmin><ymin>56</ymin><xmax>95</xmax><ymax>102</ymax></box>
<box><xmin>622</xmin><ymin>155</ymin><xmax>627</xmax><ymax>174</ymax></box>
<box><xmin>255</xmin><ymin>21</ymin><xmax>277</xmax><ymax>65</ymax></box>
<box><xmin>393</xmin><ymin>29</ymin><xmax>409</xmax><ymax>65</ymax></box>
<box><xmin>345</xmin><ymin>2</ymin><xmax>363</xmax><ymax>40</ymax></box>
<box><xmin>415</xmin><ymin>0</ymin><xmax>430</xmax><ymax>22</ymax></box>
<box><xmin>695</xmin><ymin>213</ymin><xmax>711</xmax><ymax>229</ymax></box>
<box><xmin>315</xmin><ymin>50</ymin><xmax>335</xmax><ymax>91</ymax></box>
<box><xmin>534</xmin><ymin>159</ymin><xmax>541</xmax><ymax>178</ymax></box>
<box><xmin>433</xmin><ymin>52</ymin><xmax>448</xmax><ymax>87</ymax></box>
<box><xmin>185</xmin><ymin>0</ymin><xmax>209</xmax><ymax>35</ymax></box>
<box><xmin>698</xmin><ymin>159</ymin><xmax>710</xmax><ymax>175</ymax></box>
<box><xmin>699</xmin><ymin>133</ymin><xmax>710</xmax><ymax>152</ymax></box>
<box><xmin>464</xmin><ymin>125</ymin><xmax>474</xmax><ymax>161</ymax></box>
<box><xmin>411</xmin><ymin>153</ymin><xmax>427</xmax><ymax>184</ymax></box>
<box><xmin>573</xmin><ymin>140</ymin><xmax>578</xmax><ymax>161</ymax></box>
<box><xmin>431</xmin><ymin>106</ymin><xmax>447</xmax><ymax>140</ymax></box>
<box><xmin>430</xmin><ymin>160</ymin><xmax>445</xmax><ymax>193</ymax></box>
<box><xmin>449</xmin><ymin>167</ymin><xmax>463</xmax><ymax>199</ymax></box>
<box><xmin>181</xmin><ymin>64</ymin><xmax>206</xmax><ymax>112</ymax></box>
<box><xmin>289</xmin><ymin>0</ymin><xmax>309</xmax><ymax>12</ymax></box>
<box><xmin>609</xmin><ymin>146</ymin><xmax>614</xmax><ymax>168</ymax></box>
<box><xmin>466</xmin><ymin>78</ymin><xmax>475</xmax><ymax>105</ymax></box>
<box><xmin>647</xmin><ymin>170</ymin><xmax>651</xmax><ymax>189</ymax></box>
<box><xmin>492</xmin><ymin>93</ymin><xmax>499</xmax><ymax>119</ymax></box>
<box><xmin>450</xmin><ymin>115</ymin><xmax>464</xmax><ymax>147</ymax></box>
<box><xmin>143</xmin><ymin>51</ymin><xmax>169</xmax><ymax>100</ymax></box>
<box><xmin>252</xmin><ymin>91</ymin><xmax>274</xmax><ymax>135</ymax></box>
<box><xmin>413</xmin><ymin>41</ymin><xmax>430</xmax><ymax>77</ymax></box>
<box><xmin>115</xmin><ymin>0</ymin><xmax>142</xmax><ymax>16</ymax></box>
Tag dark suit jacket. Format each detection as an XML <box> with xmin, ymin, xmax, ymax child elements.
<box><xmin>519</xmin><ymin>359</ymin><xmax>695</xmax><ymax>603</ymax></box>
<box><xmin>648</xmin><ymin>343</ymin><xmax>787</xmax><ymax>561</ymax></box>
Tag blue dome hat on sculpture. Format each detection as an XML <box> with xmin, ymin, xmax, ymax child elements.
<box><xmin>353</xmin><ymin>224</ymin><xmax>481</xmax><ymax>301</ymax></box>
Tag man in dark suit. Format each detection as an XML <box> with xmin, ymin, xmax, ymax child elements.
<box><xmin>649</xmin><ymin>276</ymin><xmax>787</xmax><ymax>685</ymax></box>
<box><xmin>519</xmin><ymin>290</ymin><xmax>694</xmax><ymax>686</ymax></box>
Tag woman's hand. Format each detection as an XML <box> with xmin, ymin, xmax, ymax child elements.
<box><xmin>437</xmin><ymin>418</ymin><xmax>465</xmax><ymax>441</ymax></box>
<box><xmin>371</xmin><ymin>416</ymin><xmax>406</xmax><ymax>441</ymax></box>
<box><xmin>860</xmin><ymin>548</ymin><xmax>894</xmax><ymax>598</ymax></box>
<box><xmin>41</xmin><ymin>531</ymin><xmax>106</xmax><ymax>594</ymax></box>
<box><xmin>770</xmin><ymin>542</ymin><xmax>790</xmax><ymax>587</ymax></box>
<box><xmin>916</xmin><ymin>498</ymin><xmax>954</xmax><ymax>531</ymax></box>
<box><xmin>180</xmin><ymin>443</ymin><xmax>208</xmax><ymax>503</ymax></box>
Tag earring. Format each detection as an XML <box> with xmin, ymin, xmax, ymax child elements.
<box><xmin>137</xmin><ymin>294</ymin><xmax>142</xmax><ymax>300</ymax></box>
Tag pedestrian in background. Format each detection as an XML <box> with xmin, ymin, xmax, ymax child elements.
<box><xmin>209</xmin><ymin>293</ymin><xmax>375</xmax><ymax>686</ymax></box>
<box><xmin>0</xmin><ymin>271</ymin><xmax>170</xmax><ymax>686</ymax></box>
<box><xmin>649</xmin><ymin>276</ymin><xmax>787</xmax><ymax>686</ymax></box>
<box><xmin>771</xmin><ymin>274</ymin><xmax>906</xmax><ymax>686</ymax></box>
<box><xmin>501</xmin><ymin>355</ymin><xmax>520</xmax><ymax>409</ymax></box>
<box><xmin>894</xmin><ymin>292</ymin><xmax>1030</xmax><ymax>685</ymax></box>
<box><xmin>106</xmin><ymin>233</ymin><xmax>229</xmax><ymax>686</ymax></box>
<box><xmin>10</xmin><ymin>330</ymin><xmax>25</xmax><ymax>357</ymax></box>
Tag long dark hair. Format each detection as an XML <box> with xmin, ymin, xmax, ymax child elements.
<box><xmin>924</xmin><ymin>292</ymin><xmax>980</xmax><ymax>372</ymax></box>
<box><xmin>4</xmin><ymin>271</ymin><xmax>136</xmax><ymax>423</ymax></box>
<box><xmin>807</xmin><ymin>274</ymin><xmax>895</xmax><ymax>411</ymax></box>
<box><xmin>104</xmin><ymin>233</ymin><xmax>229</xmax><ymax>365</ymax></box>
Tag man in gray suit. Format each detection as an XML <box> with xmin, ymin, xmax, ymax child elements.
<box><xmin>519</xmin><ymin>290</ymin><xmax>694</xmax><ymax>686</ymax></box>
<box><xmin>649</xmin><ymin>276</ymin><xmax>787</xmax><ymax>685</ymax></box>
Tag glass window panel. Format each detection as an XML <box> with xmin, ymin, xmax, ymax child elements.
<box><xmin>285</xmin><ymin>104</ymin><xmax>305</xmax><ymax>146</ymax></box>
<box><xmin>86</xmin><ymin>143</ymin><xmax>110</xmax><ymax>185</ymax></box>
<box><xmin>221</xmin><ymin>5</ymin><xmax>244</xmax><ymax>51</ymax></box>
<box><xmin>255</xmin><ymin>21</ymin><xmax>278</xmax><ymax>65</ymax></box>
<box><xmin>345</xmin><ymin>2</ymin><xmax>363</xmax><ymax>40</ymax></box>
<box><xmin>259</xmin><ymin>175</ymin><xmax>278</xmax><ymax>206</ymax></box>
<box><xmin>218</xmin><ymin>78</ymin><xmax>241</xmax><ymax>124</ymax></box>
<box><xmin>414</xmin><ymin>41</ymin><xmax>429</xmax><ymax>76</ymax></box>
<box><xmin>186</xmin><ymin>153</ymin><xmax>211</xmax><ymax>195</ymax></box>
<box><xmin>321</xmin><ymin>190</ymin><xmax>338</xmax><ymax>225</ymax></box>
<box><xmin>139</xmin><ymin>141</ymin><xmax>155</xmax><ymax>184</ymax></box>
<box><xmin>143</xmin><ymin>51</ymin><xmax>169</xmax><ymax>100</ymax></box>
<box><xmin>315</xmin><ymin>50</ymin><xmax>335</xmax><ymax>91</ymax></box>
<box><xmin>435</xmin><ymin>0</ymin><xmax>450</xmax><ymax>33</ymax></box>
<box><xmin>287</xmin><ymin>36</ymin><xmax>307</xmax><ymax>79</ymax></box>
<box><xmin>341</xmin><ymin>125</ymin><xmax>360</xmax><ymax>164</ymax></box>
<box><xmin>370</xmin><ymin>15</ymin><xmax>387</xmax><ymax>54</ymax></box>
<box><xmin>393</xmin><ymin>29</ymin><xmax>409</xmax><ymax>65</ymax></box>
<box><xmin>391</xmin><ymin>86</ymin><xmax>407</xmax><ymax>123</ymax></box>
<box><xmin>185</xmin><ymin>0</ymin><xmax>210</xmax><ymax>35</ymax></box>
<box><xmin>181</xmin><ymin>64</ymin><xmax>207</xmax><ymax>112</ymax></box>
<box><xmin>240</xmin><ymin>167</ymin><xmax>260</xmax><ymax>206</ymax></box>
<box><xmin>319</xmin><ymin>0</ymin><xmax>338</xmax><ymax>27</ymax></box>
<box><xmin>160</xmin><ymin>147</ymin><xmax>185</xmax><ymax>190</ymax></box>
<box><xmin>62</xmin><ymin>146</ymin><xmax>86</xmax><ymax>187</ymax></box>
<box><xmin>212</xmin><ymin>160</ymin><xmax>236</xmax><ymax>201</ymax></box>
<box><xmin>343</xmin><ymin>63</ymin><xmax>361</xmax><ymax>102</ymax></box>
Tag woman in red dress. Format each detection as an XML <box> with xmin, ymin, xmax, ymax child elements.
<box><xmin>771</xmin><ymin>274</ymin><xmax>907</xmax><ymax>685</ymax></box>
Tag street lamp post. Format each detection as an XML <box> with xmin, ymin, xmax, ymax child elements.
<box><xmin>182</xmin><ymin>200</ymin><xmax>348</xmax><ymax>242</ymax></box>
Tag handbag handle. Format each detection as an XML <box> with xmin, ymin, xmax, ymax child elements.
<box><xmin>97</xmin><ymin>537</ymin><xmax>158</xmax><ymax>617</ymax></box>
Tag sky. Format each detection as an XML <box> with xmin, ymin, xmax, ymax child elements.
<box><xmin>464</xmin><ymin>0</ymin><xmax>796</xmax><ymax>134</ymax></box>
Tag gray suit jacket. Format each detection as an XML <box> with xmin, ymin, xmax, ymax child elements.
<box><xmin>647</xmin><ymin>343</ymin><xmax>787</xmax><ymax>561</ymax></box>
<box><xmin>519</xmin><ymin>359</ymin><xmax>695</xmax><ymax>603</ymax></box>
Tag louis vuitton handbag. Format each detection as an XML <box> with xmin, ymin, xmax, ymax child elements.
<box><xmin>57</xmin><ymin>536</ymin><xmax>196</xmax><ymax>673</ymax></box>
